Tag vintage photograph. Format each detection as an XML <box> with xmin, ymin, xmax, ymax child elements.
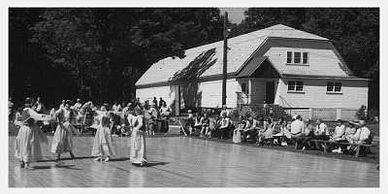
<box><xmin>8</xmin><ymin>7</ymin><xmax>379</xmax><ymax>187</ymax></box>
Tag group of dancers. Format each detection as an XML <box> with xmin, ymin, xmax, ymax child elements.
<box><xmin>14</xmin><ymin>97</ymin><xmax>147</xmax><ymax>170</ymax></box>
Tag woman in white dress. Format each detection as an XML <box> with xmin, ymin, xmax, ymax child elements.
<box><xmin>129</xmin><ymin>106</ymin><xmax>147</xmax><ymax>166</ymax></box>
<box><xmin>51</xmin><ymin>100</ymin><xmax>78</xmax><ymax>162</ymax></box>
<box><xmin>15</xmin><ymin>98</ymin><xmax>51</xmax><ymax>169</ymax></box>
<box><xmin>91</xmin><ymin>115</ymin><xmax>115</xmax><ymax>162</ymax></box>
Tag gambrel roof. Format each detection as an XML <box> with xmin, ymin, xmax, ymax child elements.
<box><xmin>136</xmin><ymin>24</ymin><xmax>365</xmax><ymax>87</ymax></box>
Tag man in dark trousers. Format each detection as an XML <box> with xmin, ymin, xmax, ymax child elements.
<box><xmin>158</xmin><ymin>97</ymin><xmax>165</xmax><ymax>109</ymax></box>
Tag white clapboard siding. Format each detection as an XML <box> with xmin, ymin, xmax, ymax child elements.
<box><xmin>275</xmin><ymin>79</ymin><xmax>368</xmax><ymax>109</ymax></box>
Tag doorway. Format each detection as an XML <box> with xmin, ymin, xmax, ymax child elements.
<box><xmin>265</xmin><ymin>81</ymin><xmax>275</xmax><ymax>104</ymax></box>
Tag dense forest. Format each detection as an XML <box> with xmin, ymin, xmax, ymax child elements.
<box><xmin>9</xmin><ymin>8</ymin><xmax>379</xmax><ymax>113</ymax></box>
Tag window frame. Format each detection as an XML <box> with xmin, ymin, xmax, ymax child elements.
<box><xmin>287</xmin><ymin>81</ymin><xmax>304</xmax><ymax>93</ymax></box>
<box><xmin>326</xmin><ymin>82</ymin><xmax>343</xmax><ymax>94</ymax></box>
<box><xmin>286</xmin><ymin>51</ymin><xmax>309</xmax><ymax>66</ymax></box>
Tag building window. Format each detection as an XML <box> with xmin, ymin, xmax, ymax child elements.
<box><xmin>288</xmin><ymin>81</ymin><xmax>304</xmax><ymax>92</ymax></box>
<box><xmin>302</xmin><ymin>52</ymin><xmax>308</xmax><ymax>64</ymax></box>
<box><xmin>327</xmin><ymin>82</ymin><xmax>342</xmax><ymax>93</ymax></box>
<box><xmin>286</xmin><ymin>51</ymin><xmax>293</xmax><ymax>64</ymax></box>
<box><xmin>286</xmin><ymin>51</ymin><xmax>309</xmax><ymax>65</ymax></box>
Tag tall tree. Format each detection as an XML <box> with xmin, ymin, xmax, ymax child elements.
<box><xmin>27</xmin><ymin>8</ymin><xmax>224</xmax><ymax>103</ymax></box>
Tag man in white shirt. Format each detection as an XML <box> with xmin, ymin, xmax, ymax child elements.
<box><xmin>331</xmin><ymin>119</ymin><xmax>346</xmax><ymax>141</ymax></box>
<box><xmin>314</xmin><ymin>119</ymin><xmax>330</xmax><ymax>140</ymax></box>
<box><xmin>290</xmin><ymin>115</ymin><xmax>304</xmax><ymax>138</ymax></box>
<box><xmin>354</xmin><ymin>120</ymin><xmax>371</xmax><ymax>144</ymax></box>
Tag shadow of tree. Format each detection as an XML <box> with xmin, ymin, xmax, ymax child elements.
<box><xmin>170</xmin><ymin>48</ymin><xmax>217</xmax><ymax>110</ymax></box>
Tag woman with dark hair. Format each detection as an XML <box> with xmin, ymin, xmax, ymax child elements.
<box><xmin>92</xmin><ymin>115</ymin><xmax>115</xmax><ymax>162</ymax></box>
<box><xmin>129</xmin><ymin>106</ymin><xmax>147</xmax><ymax>166</ymax></box>
<box><xmin>51</xmin><ymin>100</ymin><xmax>78</xmax><ymax>163</ymax></box>
<box><xmin>15</xmin><ymin>97</ymin><xmax>51</xmax><ymax>169</ymax></box>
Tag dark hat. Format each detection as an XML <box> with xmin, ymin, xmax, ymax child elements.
<box><xmin>348</xmin><ymin>120</ymin><xmax>360</xmax><ymax>127</ymax></box>
<box><xmin>65</xmin><ymin>100</ymin><xmax>72</xmax><ymax>105</ymax></box>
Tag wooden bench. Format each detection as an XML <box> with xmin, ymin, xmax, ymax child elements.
<box><xmin>295</xmin><ymin>138</ymin><xmax>376</xmax><ymax>157</ymax></box>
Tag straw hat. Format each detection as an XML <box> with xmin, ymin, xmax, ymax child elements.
<box><xmin>348</xmin><ymin>120</ymin><xmax>360</xmax><ymax>127</ymax></box>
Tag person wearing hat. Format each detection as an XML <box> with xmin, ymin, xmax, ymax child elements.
<box><xmin>92</xmin><ymin>115</ymin><xmax>115</xmax><ymax>162</ymax></box>
<box><xmin>345</xmin><ymin>120</ymin><xmax>360</xmax><ymax>144</ymax></box>
<box><xmin>129</xmin><ymin>106</ymin><xmax>147</xmax><ymax>167</ymax></box>
<box><xmin>51</xmin><ymin>100</ymin><xmax>78</xmax><ymax>163</ymax></box>
<box><xmin>14</xmin><ymin>97</ymin><xmax>51</xmax><ymax>169</ymax></box>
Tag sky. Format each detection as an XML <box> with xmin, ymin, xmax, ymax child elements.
<box><xmin>219</xmin><ymin>7</ymin><xmax>247</xmax><ymax>24</ymax></box>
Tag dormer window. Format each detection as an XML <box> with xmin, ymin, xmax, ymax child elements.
<box><xmin>286</xmin><ymin>51</ymin><xmax>309</xmax><ymax>65</ymax></box>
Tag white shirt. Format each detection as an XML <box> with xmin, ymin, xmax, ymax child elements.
<box><xmin>290</xmin><ymin>119</ymin><xmax>304</xmax><ymax>134</ymax></box>
<box><xmin>332</xmin><ymin>124</ymin><xmax>345</xmax><ymax>139</ymax></box>
<box><xmin>354</xmin><ymin>126</ymin><xmax>371</xmax><ymax>142</ymax></box>
<box><xmin>315</xmin><ymin>123</ymin><xmax>328</xmax><ymax>135</ymax></box>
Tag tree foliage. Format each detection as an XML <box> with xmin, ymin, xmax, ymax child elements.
<box><xmin>10</xmin><ymin>8</ymin><xmax>223</xmax><ymax>105</ymax></box>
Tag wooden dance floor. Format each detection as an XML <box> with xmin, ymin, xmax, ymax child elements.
<box><xmin>9</xmin><ymin>136</ymin><xmax>379</xmax><ymax>187</ymax></box>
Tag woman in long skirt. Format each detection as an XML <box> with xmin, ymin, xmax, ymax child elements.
<box><xmin>129</xmin><ymin>106</ymin><xmax>147</xmax><ymax>166</ymax></box>
<box><xmin>51</xmin><ymin>100</ymin><xmax>78</xmax><ymax>162</ymax></box>
<box><xmin>15</xmin><ymin>98</ymin><xmax>50</xmax><ymax>169</ymax></box>
<box><xmin>92</xmin><ymin>115</ymin><xmax>115</xmax><ymax>162</ymax></box>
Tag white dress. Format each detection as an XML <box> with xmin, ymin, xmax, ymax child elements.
<box><xmin>15</xmin><ymin>108</ymin><xmax>49</xmax><ymax>162</ymax></box>
<box><xmin>129</xmin><ymin>115</ymin><xmax>147</xmax><ymax>164</ymax></box>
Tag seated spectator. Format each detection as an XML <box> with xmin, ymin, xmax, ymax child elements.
<box><xmin>345</xmin><ymin>120</ymin><xmax>359</xmax><ymax>144</ymax></box>
<box><xmin>233</xmin><ymin>116</ymin><xmax>246</xmax><ymax>143</ymax></box>
<box><xmin>328</xmin><ymin>119</ymin><xmax>348</xmax><ymax>153</ymax></box>
<box><xmin>243</xmin><ymin>116</ymin><xmax>260</xmax><ymax>142</ymax></box>
<box><xmin>353</xmin><ymin>120</ymin><xmax>371</xmax><ymax>144</ymax></box>
<box><xmin>297</xmin><ymin>120</ymin><xmax>315</xmax><ymax>150</ymax></box>
<box><xmin>290</xmin><ymin>115</ymin><xmax>304</xmax><ymax>138</ymax></box>
<box><xmin>257</xmin><ymin>117</ymin><xmax>271</xmax><ymax>144</ymax></box>
<box><xmin>314</xmin><ymin>119</ymin><xmax>330</xmax><ymax>140</ymax></box>
<box><xmin>330</xmin><ymin>119</ymin><xmax>346</xmax><ymax>141</ymax></box>
<box><xmin>209</xmin><ymin>115</ymin><xmax>220</xmax><ymax>138</ymax></box>
<box><xmin>200</xmin><ymin>112</ymin><xmax>211</xmax><ymax>137</ymax></box>
<box><xmin>264</xmin><ymin>117</ymin><xmax>284</xmax><ymax>141</ymax></box>
<box><xmin>219</xmin><ymin>111</ymin><xmax>232</xmax><ymax>139</ymax></box>
<box><xmin>273</xmin><ymin>120</ymin><xmax>292</xmax><ymax>146</ymax></box>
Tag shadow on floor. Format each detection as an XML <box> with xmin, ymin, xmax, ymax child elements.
<box><xmin>31</xmin><ymin>164</ymin><xmax>81</xmax><ymax>171</ymax></box>
<box><xmin>37</xmin><ymin>156</ymin><xmax>95</xmax><ymax>163</ymax></box>
<box><xmin>145</xmin><ymin>161</ymin><xmax>169</xmax><ymax>167</ymax></box>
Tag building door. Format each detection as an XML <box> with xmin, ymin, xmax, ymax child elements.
<box><xmin>266</xmin><ymin>81</ymin><xmax>275</xmax><ymax>104</ymax></box>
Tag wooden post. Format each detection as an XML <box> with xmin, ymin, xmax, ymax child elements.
<box><xmin>222</xmin><ymin>11</ymin><xmax>228</xmax><ymax>106</ymax></box>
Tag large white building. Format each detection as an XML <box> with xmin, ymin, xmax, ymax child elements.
<box><xmin>135</xmin><ymin>24</ymin><xmax>369</xmax><ymax>120</ymax></box>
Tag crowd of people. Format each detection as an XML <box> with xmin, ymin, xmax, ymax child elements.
<box><xmin>182</xmin><ymin>108</ymin><xmax>373</xmax><ymax>154</ymax></box>
<box><xmin>9</xmin><ymin>95</ymin><xmax>374</xmax><ymax>169</ymax></box>
<box><xmin>10</xmin><ymin>96</ymin><xmax>174</xmax><ymax>169</ymax></box>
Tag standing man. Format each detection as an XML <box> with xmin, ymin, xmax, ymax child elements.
<box><xmin>152</xmin><ymin>97</ymin><xmax>158</xmax><ymax>108</ymax></box>
<box><xmin>158</xmin><ymin>97</ymin><xmax>165</xmax><ymax>109</ymax></box>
